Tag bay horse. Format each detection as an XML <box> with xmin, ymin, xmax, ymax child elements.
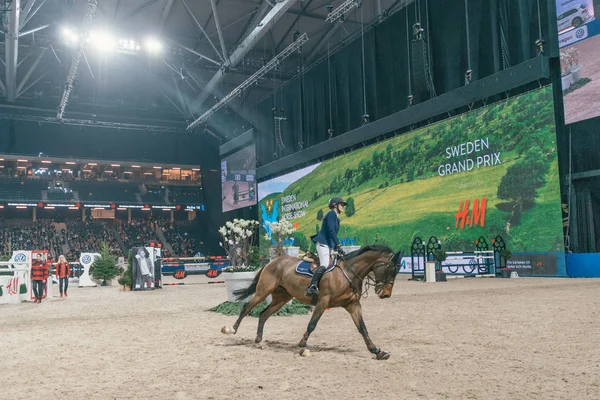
<box><xmin>222</xmin><ymin>245</ymin><xmax>402</xmax><ymax>360</ymax></box>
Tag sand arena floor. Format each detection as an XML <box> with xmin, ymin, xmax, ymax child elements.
<box><xmin>2</xmin><ymin>275</ymin><xmax>600</xmax><ymax>400</ymax></box>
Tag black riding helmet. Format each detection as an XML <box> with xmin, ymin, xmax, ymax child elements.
<box><xmin>328</xmin><ymin>197</ymin><xmax>347</xmax><ymax>209</ymax></box>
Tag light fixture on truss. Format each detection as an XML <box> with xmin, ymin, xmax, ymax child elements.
<box><xmin>187</xmin><ymin>33</ymin><xmax>309</xmax><ymax>131</ymax></box>
<box><xmin>325</xmin><ymin>0</ymin><xmax>361</xmax><ymax>23</ymax></box>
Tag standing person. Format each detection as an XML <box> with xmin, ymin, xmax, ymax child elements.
<box><xmin>305</xmin><ymin>197</ymin><xmax>347</xmax><ymax>296</ymax></box>
<box><xmin>31</xmin><ymin>253</ymin><xmax>49</xmax><ymax>303</ymax></box>
<box><xmin>56</xmin><ymin>255</ymin><xmax>71</xmax><ymax>298</ymax></box>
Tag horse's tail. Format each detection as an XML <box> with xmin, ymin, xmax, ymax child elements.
<box><xmin>232</xmin><ymin>267</ymin><xmax>264</xmax><ymax>302</ymax></box>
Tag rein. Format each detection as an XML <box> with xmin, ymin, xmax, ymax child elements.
<box><xmin>336</xmin><ymin>255</ymin><xmax>397</xmax><ymax>298</ymax></box>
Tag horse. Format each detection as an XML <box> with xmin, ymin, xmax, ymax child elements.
<box><xmin>222</xmin><ymin>245</ymin><xmax>402</xmax><ymax>360</ymax></box>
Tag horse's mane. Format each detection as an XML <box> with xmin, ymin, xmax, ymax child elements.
<box><xmin>344</xmin><ymin>245</ymin><xmax>394</xmax><ymax>261</ymax></box>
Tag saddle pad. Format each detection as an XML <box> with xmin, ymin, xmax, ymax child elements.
<box><xmin>295</xmin><ymin>259</ymin><xmax>337</xmax><ymax>277</ymax></box>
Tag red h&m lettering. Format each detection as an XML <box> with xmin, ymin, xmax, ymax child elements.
<box><xmin>472</xmin><ymin>198</ymin><xmax>486</xmax><ymax>227</ymax></box>
<box><xmin>455</xmin><ymin>200</ymin><xmax>470</xmax><ymax>229</ymax></box>
<box><xmin>455</xmin><ymin>198</ymin><xmax>487</xmax><ymax>229</ymax></box>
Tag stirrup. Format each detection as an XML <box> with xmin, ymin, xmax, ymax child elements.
<box><xmin>305</xmin><ymin>284</ymin><xmax>319</xmax><ymax>296</ymax></box>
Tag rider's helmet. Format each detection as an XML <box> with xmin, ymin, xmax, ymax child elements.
<box><xmin>328</xmin><ymin>197</ymin><xmax>347</xmax><ymax>209</ymax></box>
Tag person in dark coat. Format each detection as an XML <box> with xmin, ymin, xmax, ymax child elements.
<box><xmin>31</xmin><ymin>253</ymin><xmax>49</xmax><ymax>303</ymax></box>
<box><xmin>305</xmin><ymin>197</ymin><xmax>347</xmax><ymax>296</ymax></box>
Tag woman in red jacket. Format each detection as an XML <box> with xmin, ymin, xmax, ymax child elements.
<box><xmin>56</xmin><ymin>255</ymin><xmax>71</xmax><ymax>298</ymax></box>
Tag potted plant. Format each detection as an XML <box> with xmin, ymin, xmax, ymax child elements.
<box><xmin>90</xmin><ymin>242</ymin><xmax>122</xmax><ymax>286</ymax></box>
<box><xmin>218</xmin><ymin>218</ymin><xmax>260</xmax><ymax>302</ymax></box>
<box><xmin>567</xmin><ymin>47</ymin><xmax>581</xmax><ymax>83</ymax></box>
<box><xmin>500</xmin><ymin>249</ymin><xmax>513</xmax><ymax>278</ymax></box>
<box><xmin>118</xmin><ymin>250</ymin><xmax>133</xmax><ymax>291</ymax></box>
<box><xmin>432</xmin><ymin>249</ymin><xmax>447</xmax><ymax>281</ymax></box>
<box><xmin>20</xmin><ymin>283</ymin><xmax>28</xmax><ymax>302</ymax></box>
<box><xmin>560</xmin><ymin>50</ymin><xmax>573</xmax><ymax>91</ymax></box>
<box><xmin>266</xmin><ymin>220</ymin><xmax>297</xmax><ymax>259</ymax></box>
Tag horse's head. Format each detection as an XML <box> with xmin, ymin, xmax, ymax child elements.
<box><xmin>344</xmin><ymin>246</ymin><xmax>402</xmax><ymax>299</ymax></box>
<box><xmin>372</xmin><ymin>249</ymin><xmax>402</xmax><ymax>299</ymax></box>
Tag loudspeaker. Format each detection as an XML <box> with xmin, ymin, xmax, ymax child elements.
<box><xmin>411</xmin><ymin>39</ymin><xmax>432</xmax><ymax>103</ymax></box>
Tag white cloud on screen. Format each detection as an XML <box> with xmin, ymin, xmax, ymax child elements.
<box><xmin>258</xmin><ymin>163</ymin><xmax>321</xmax><ymax>201</ymax></box>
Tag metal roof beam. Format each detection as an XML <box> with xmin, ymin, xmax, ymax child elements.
<box><xmin>233</xmin><ymin>0</ymin><xmax>271</xmax><ymax>49</ymax></box>
<box><xmin>180</xmin><ymin>0</ymin><xmax>224</xmax><ymax>63</ymax></box>
<box><xmin>16</xmin><ymin>48</ymin><xmax>46</xmax><ymax>97</ymax></box>
<box><xmin>158</xmin><ymin>0</ymin><xmax>176</xmax><ymax>31</ymax></box>
<box><xmin>20</xmin><ymin>0</ymin><xmax>36</xmax><ymax>27</ymax></box>
<box><xmin>189</xmin><ymin>0</ymin><xmax>297</xmax><ymax>114</ymax></box>
<box><xmin>122</xmin><ymin>0</ymin><xmax>161</xmax><ymax>20</ymax></box>
<box><xmin>20</xmin><ymin>0</ymin><xmax>48</xmax><ymax>30</ymax></box>
<box><xmin>209</xmin><ymin>0</ymin><xmax>229</xmax><ymax>62</ymax></box>
<box><xmin>5</xmin><ymin>0</ymin><xmax>20</xmax><ymax>101</ymax></box>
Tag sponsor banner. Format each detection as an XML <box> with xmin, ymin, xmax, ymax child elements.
<box><xmin>132</xmin><ymin>247</ymin><xmax>161</xmax><ymax>290</ymax></box>
<box><xmin>258</xmin><ymin>87</ymin><xmax>566</xmax><ymax>276</ymax></box>
<box><xmin>506</xmin><ymin>253</ymin><xmax>560</xmax><ymax>275</ymax></box>
<box><xmin>556</xmin><ymin>0</ymin><xmax>596</xmax><ymax>39</ymax></box>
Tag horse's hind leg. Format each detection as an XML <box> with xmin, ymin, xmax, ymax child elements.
<box><xmin>232</xmin><ymin>274</ymin><xmax>278</xmax><ymax>334</ymax></box>
<box><xmin>255</xmin><ymin>289</ymin><xmax>292</xmax><ymax>343</ymax></box>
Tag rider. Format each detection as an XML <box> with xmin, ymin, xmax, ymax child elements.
<box><xmin>305</xmin><ymin>197</ymin><xmax>347</xmax><ymax>296</ymax></box>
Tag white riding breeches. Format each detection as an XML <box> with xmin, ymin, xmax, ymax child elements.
<box><xmin>316</xmin><ymin>243</ymin><xmax>332</xmax><ymax>268</ymax></box>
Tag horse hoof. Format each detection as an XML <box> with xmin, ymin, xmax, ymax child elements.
<box><xmin>255</xmin><ymin>336</ymin><xmax>262</xmax><ymax>343</ymax></box>
<box><xmin>300</xmin><ymin>348</ymin><xmax>312</xmax><ymax>357</ymax></box>
<box><xmin>221</xmin><ymin>326</ymin><xmax>234</xmax><ymax>335</ymax></box>
<box><xmin>376</xmin><ymin>351</ymin><xmax>391</xmax><ymax>360</ymax></box>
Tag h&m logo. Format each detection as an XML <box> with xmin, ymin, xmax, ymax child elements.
<box><xmin>455</xmin><ymin>198</ymin><xmax>487</xmax><ymax>229</ymax></box>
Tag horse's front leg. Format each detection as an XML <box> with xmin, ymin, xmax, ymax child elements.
<box><xmin>345</xmin><ymin>301</ymin><xmax>390</xmax><ymax>360</ymax></box>
<box><xmin>299</xmin><ymin>297</ymin><xmax>329</xmax><ymax>348</ymax></box>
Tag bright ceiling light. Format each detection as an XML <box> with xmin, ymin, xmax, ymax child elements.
<box><xmin>89</xmin><ymin>31</ymin><xmax>116</xmax><ymax>52</ymax></box>
<box><xmin>145</xmin><ymin>37</ymin><xmax>162</xmax><ymax>53</ymax></box>
<box><xmin>61</xmin><ymin>26</ymin><xmax>79</xmax><ymax>45</ymax></box>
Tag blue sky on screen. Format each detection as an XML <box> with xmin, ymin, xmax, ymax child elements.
<box><xmin>258</xmin><ymin>163</ymin><xmax>321</xmax><ymax>201</ymax></box>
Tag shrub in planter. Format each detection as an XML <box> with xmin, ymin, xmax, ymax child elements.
<box><xmin>90</xmin><ymin>242</ymin><xmax>122</xmax><ymax>286</ymax></box>
<box><xmin>118</xmin><ymin>250</ymin><xmax>134</xmax><ymax>290</ymax></box>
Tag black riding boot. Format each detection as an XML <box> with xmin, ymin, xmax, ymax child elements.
<box><xmin>305</xmin><ymin>266</ymin><xmax>327</xmax><ymax>296</ymax></box>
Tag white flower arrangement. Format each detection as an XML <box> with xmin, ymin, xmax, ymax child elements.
<box><xmin>266</xmin><ymin>220</ymin><xmax>296</xmax><ymax>257</ymax></box>
<box><xmin>218</xmin><ymin>218</ymin><xmax>259</xmax><ymax>271</ymax></box>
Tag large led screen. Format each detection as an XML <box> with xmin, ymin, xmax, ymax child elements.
<box><xmin>259</xmin><ymin>86</ymin><xmax>565</xmax><ymax>275</ymax></box>
<box><xmin>558</xmin><ymin>0</ymin><xmax>600</xmax><ymax>124</ymax></box>
<box><xmin>221</xmin><ymin>145</ymin><xmax>257</xmax><ymax>212</ymax></box>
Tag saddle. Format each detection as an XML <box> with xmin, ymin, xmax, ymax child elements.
<box><xmin>301</xmin><ymin>251</ymin><xmax>320</xmax><ymax>273</ymax></box>
<box><xmin>296</xmin><ymin>251</ymin><xmax>337</xmax><ymax>277</ymax></box>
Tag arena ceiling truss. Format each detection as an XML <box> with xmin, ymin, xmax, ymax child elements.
<box><xmin>0</xmin><ymin>0</ymin><xmax>407</xmax><ymax>135</ymax></box>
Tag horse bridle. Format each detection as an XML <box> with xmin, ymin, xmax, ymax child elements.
<box><xmin>338</xmin><ymin>253</ymin><xmax>398</xmax><ymax>297</ymax></box>
<box><xmin>370</xmin><ymin>258</ymin><xmax>398</xmax><ymax>296</ymax></box>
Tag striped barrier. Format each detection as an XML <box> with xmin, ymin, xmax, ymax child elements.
<box><xmin>163</xmin><ymin>281</ymin><xmax>225</xmax><ymax>286</ymax></box>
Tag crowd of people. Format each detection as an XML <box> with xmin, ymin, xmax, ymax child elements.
<box><xmin>160</xmin><ymin>221</ymin><xmax>200</xmax><ymax>258</ymax></box>
<box><xmin>0</xmin><ymin>217</ymin><xmax>203</xmax><ymax>262</ymax></box>
<box><xmin>116</xmin><ymin>218</ymin><xmax>162</xmax><ymax>250</ymax></box>
<box><xmin>0</xmin><ymin>219</ymin><xmax>63</xmax><ymax>260</ymax></box>
<box><xmin>64</xmin><ymin>220</ymin><xmax>122</xmax><ymax>259</ymax></box>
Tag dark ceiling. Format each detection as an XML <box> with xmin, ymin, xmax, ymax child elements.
<box><xmin>0</xmin><ymin>0</ymin><xmax>405</xmax><ymax>135</ymax></box>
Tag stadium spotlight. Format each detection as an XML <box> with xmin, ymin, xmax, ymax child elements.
<box><xmin>61</xmin><ymin>26</ymin><xmax>80</xmax><ymax>45</ymax></box>
<box><xmin>145</xmin><ymin>37</ymin><xmax>163</xmax><ymax>53</ymax></box>
<box><xmin>89</xmin><ymin>30</ymin><xmax>116</xmax><ymax>52</ymax></box>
